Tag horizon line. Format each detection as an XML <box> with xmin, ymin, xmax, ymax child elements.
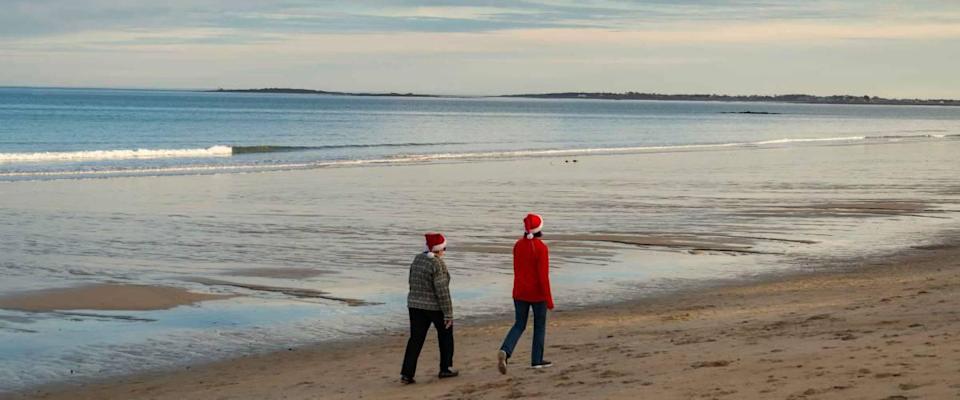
<box><xmin>2</xmin><ymin>85</ymin><xmax>958</xmax><ymax>103</ymax></box>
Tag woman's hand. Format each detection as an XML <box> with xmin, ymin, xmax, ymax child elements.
<box><xmin>444</xmin><ymin>319</ymin><xmax>454</xmax><ymax>329</ymax></box>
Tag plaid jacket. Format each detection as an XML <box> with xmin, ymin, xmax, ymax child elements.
<box><xmin>407</xmin><ymin>252</ymin><xmax>453</xmax><ymax>320</ymax></box>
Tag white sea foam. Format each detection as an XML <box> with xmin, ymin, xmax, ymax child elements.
<box><xmin>752</xmin><ymin>136</ymin><xmax>866</xmax><ymax>145</ymax></box>
<box><xmin>397</xmin><ymin>135</ymin><xmax>884</xmax><ymax>161</ymax></box>
<box><xmin>0</xmin><ymin>146</ymin><xmax>233</xmax><ymax>163</ymax></box>
<box><xmin>0</xmin><ymin>158</ymin><xmax>399</xmax><ymax>178</ymax></box>
<box><xmin>0</xmin><ymin>133</ymin><xmax>950</xmax><ymax>180</ymax></box>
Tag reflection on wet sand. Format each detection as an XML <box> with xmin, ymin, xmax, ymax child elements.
<box><xmin>550</xmin><ymin>233</ymin><xmax>779</xmax><ymax>255</ymax></box>
<box><xmin>188</xmin><ymin>278</ymin><xmax>378</xmax><ymax>307</ymax></box>
<box><xmin>455</xmin><ymin>241</ymin><xmax>617</xmax><ymax>256</ymax></box>
<box><xmin>737</xmin><ymin>200</ymin><xmax>951</xmax><ymax>218</ymax></box>
<box><xmin>225</xmin><ymin>267</ymin><xmax>337</xmax><ymax>279</ymax></box>
<box><xmin>457</xmin><ymin>231</ymin><xmax>814</xmax><ymax>257</ymax></box>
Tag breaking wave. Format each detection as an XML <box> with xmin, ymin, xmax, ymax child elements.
<box><xmin>0</xmin><ymin>133</ymin><xmax>955</xmax><ymax>180</ymax></box>
<box><xmin>0</xmin><ymin>146</ymin><xmax>233</xmax><ymax>163</ymax></box>
<box><xmin>0</xmin><ymin>142</ymin><xmax>470</xmax><ymax>163</ymax></box>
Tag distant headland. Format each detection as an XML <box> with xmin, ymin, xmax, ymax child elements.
<box><xmin>210</xmin><ymin>88</ymin><xmax>437</xmax><ymax>97</ymax></box>
<box><xmin>503</xmin><ymin>92</ymin><xmax>960</xmax><ymax>106</ymax></box>
<box><xmin>208</xmin><ymin>88</ymin><xmax>959</xmax><ymax>106</ymax></box>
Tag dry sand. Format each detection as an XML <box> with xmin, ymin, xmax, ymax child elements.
<box><xmin>0</xmin><ymin>284</ymin><xmax>232</xmax><ymax>312</ymax></box>
<box><xmin>10</xmin><ymin>244</ymin><xmax>960</xmax><ymax>400</ymax></box>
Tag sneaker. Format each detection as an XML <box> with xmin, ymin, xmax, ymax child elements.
<box><xmin>497</xmin><ymin>350</ymin><xmax>509</xmax><ymax>375</ymax></box>
<box><xmin>531</xmin><ymin>360</ymin><xmax>553</xmax><ymax>369</ymax></box>
<box><xmin>438</xmin><ymin>368</ymin><xmax>459</xmax><ymax>379</ymax></box>
<box><xmin>400</xmin><ymin>375</ymin><xmax>416</xmax><ymax>384</ymax></box>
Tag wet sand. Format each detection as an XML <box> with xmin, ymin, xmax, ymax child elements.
<box><xmin>11</xmin><ymin>240</ymin><xmax>960</xmax><ymax>399</ymax></box>
<box><xmin>3</xmin><ymin>139</ymin><xmax>958</xmax><ymax>392</ymax></box>
<box><xmin>187</xmin><ymin>278</ymin><xmax>378</xmax><ymax>307</ymax></box>
<box><xmin>0</xmin><ymin>284</ymin><xmax>232</xmax><ymax>312</ymax></box>
<box><xmin>226</xmin><ymin>267</ymin><xmax>336</xmax><ymax>279</ymax></box>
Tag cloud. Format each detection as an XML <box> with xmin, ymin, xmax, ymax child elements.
<box><xmin>5</xmin><ymin>18</ymin><xmax>960</xmax><ymax>57</ymax></box>
<box><xmin>1</xmin><ymin>1</ymin><xmax>959</xmax><ymax>97</ymax></box>
<box><xmin>3</xmin><ymin>0</ymin><xmax>959</xmax><ymax>39</ymax></box>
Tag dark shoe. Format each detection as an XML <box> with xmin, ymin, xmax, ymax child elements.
<box><xmin>400</xmin><ymin>375</ymin><xmax>416</xmax><ymax>384</ymax></box>
<box><xmin>531</xmin><ymin>360</ymin><xmax>553</xmax><ymax>369</ymax></box>
<box><xmin>438</xmin><ymin>368</ymin><xmax>459</xmax><ymax>379</ymax></box>
<box><xmin>497</xmin><ymin>350</ymin><xmax>508</xmax><ymax>375</ymax></box>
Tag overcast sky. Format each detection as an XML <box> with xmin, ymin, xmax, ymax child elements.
<box><xmin>1</xmin><ymin>0</ymin><xmax>958</xmax><ymax>97</ymax></box>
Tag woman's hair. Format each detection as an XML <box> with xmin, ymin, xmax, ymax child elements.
<box><xmin>533</xmin><ymin>231</ymin><xmax>543</xmax><ymax>238</ymax></box>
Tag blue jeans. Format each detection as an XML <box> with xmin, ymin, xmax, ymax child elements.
<box><xmin>499</xmin><ymin>299</ymin><xmax>547</xmax><ymax>365</ymax></box>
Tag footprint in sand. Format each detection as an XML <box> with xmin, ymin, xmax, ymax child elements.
<box><xmin>595</xmin><ymin>370</ymin><xmax>629</xmax><ymax>379</ymax></box>
<box><xmin>875</xmin><ymin>372</ymin><xmax>903</xmax><ymax>378</ymax></box>
<box><xmin>697</xmin><ymin>385</ymin><xmax>740</xmax><ymax>398</ymax></box>
<box><xmin>691</xmin><ymin>360</ymin><xmax>733</xmax><ymax>368</ymax></box>
<box><xmin>898</xmin><ymin>383</ymin><xmax>923</xmax><ymax>390</ymax></box>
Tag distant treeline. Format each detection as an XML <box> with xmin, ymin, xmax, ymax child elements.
<box><xmin>210</xmin><ymin>88</ymin><xmax>437</xmax><ymax>97</ymax></box>
<box><xmin>503</xmin><ymin>92</ymin><xmax>960</xmax><ymax>106</ymax></box>
<box><xmin>208</xmin><ymin>88</ymin><xmax>959</xmax><ymax>106</ymax></box>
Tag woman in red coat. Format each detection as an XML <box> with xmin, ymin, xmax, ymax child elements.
<box><xmin>497</xmin><ymin>213</ymin><xmax>554</xmax><ymax>374</ymax></box>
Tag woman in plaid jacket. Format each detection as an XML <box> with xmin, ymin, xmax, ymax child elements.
<box><xmin>400</xmin><ymin>232</ymin><xmax>459</xmax><ymax>384</ymax></box>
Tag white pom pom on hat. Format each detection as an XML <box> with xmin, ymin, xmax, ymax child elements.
<box><xmin>424</xmin><ymin>232</ymin><xmax>447</xmax><ymax>258</ymax></box>
<box><xmin>523</xmin><ymin>213</ymin><xmax>543</xmax><ymax>239</ymax></box>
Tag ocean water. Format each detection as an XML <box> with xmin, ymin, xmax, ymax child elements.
<box><xmin>1</xmin><ymin>87</ymin><xmax>958</xmax><ymax>179</ymax></box>
<box><xmin>1</xmin><ymin>87</ymin><xmax>960</xmax><ymax>392</ymax></box>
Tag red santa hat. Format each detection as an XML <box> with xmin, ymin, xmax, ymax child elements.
<box><xmin>523</xmin><ymin>213</ymin><xmax>543</xmax><ymax>239</ymax></box>
<box><xmin>424</xmin><ymin>232</ymin><xmax>447</xmax><ymax>258</ymax></box>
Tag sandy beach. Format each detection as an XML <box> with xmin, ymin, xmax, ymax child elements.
<box><xmin>9</xmin><ymin>236</ymin><xmax>959</xmax><ymax>400</ymax></box>
<box><xmin>0</xmin><ymin>284</ymin><xmax>232</xmax><ymax>313</ymax></box>
<box><xmin>3</xmin><ymin>139</ymin><xmax>957</xmax><ymax>393</ymax></box>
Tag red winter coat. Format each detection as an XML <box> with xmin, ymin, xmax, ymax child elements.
<box><xmin>512</xmin><ymin>237</ymin><xmax>554</xmax><ymax>310</ymax></box>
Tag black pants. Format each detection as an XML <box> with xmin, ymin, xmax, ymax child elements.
<box><xmin>401</xmin><ymin>307</ymin><xmax>454</xmax><ymax>378</ymax></box>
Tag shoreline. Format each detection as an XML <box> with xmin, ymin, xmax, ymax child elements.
<box><xmin>9</xmin><ymin>232</ymin><xmax>960</xmax><ymax>399</ymax></box>
<box><xmin>4</xmin><ymin>133</ymin><xmax>957</xmax><ymax>184</ymax></box>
